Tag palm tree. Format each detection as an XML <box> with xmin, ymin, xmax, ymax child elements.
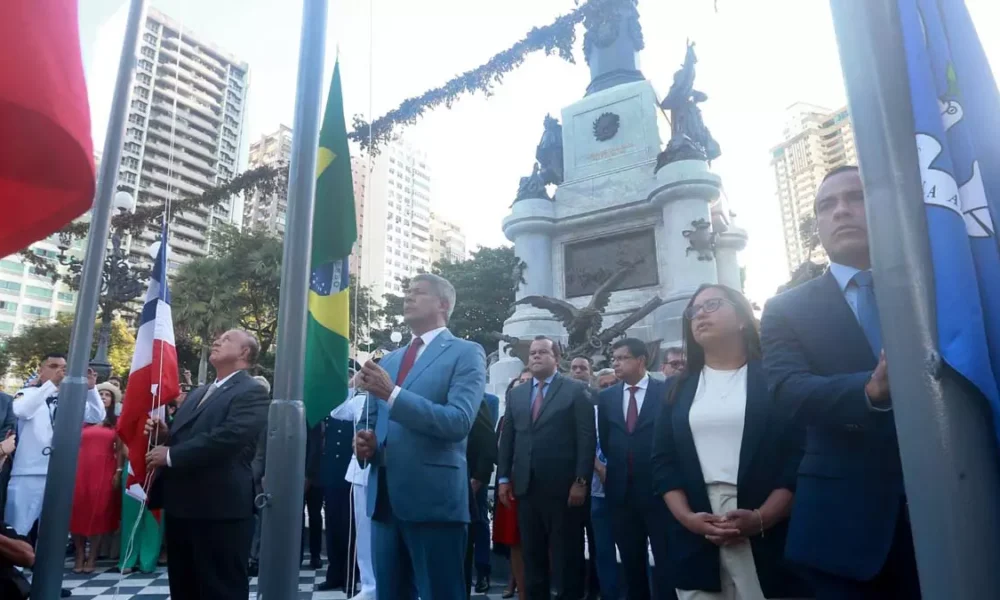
<box><xmin>172</xmin><ymin>258</ymin><xmax>239</xmax><ymax>384</ymax></box>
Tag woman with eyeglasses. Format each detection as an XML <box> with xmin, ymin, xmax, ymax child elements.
<box><xmin>651</xmin><ymin>284</ymin><xmax>811</xmax><ymax>599</ymax></box>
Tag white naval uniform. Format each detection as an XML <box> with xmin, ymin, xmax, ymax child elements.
<box><xmin>5</xmin><ymin>380</ymin><xmax>106</xmax><ymax>535</ymax></box>
<box><xmin>332</xmin><ymin>391</ymin><xmax>376</xmax><ymax>597</ymax></box>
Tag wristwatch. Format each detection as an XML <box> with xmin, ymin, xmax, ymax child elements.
<box><xmin>574</xmin><ymin>477</ymin><xmax>587</xmax><ymax>486</ymax></box>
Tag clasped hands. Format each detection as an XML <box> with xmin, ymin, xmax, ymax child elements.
<box><xmin>684</xmin><ymin>509</ymin><xmax>762</xmax><ymax>547</ymax></box>
<box><xmin>144</xmin><ymin>417</ymin><xmax>170</xmax><ymax>470</ymax></box>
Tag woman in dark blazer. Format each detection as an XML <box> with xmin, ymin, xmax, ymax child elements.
<box><xmin>651</xmin><ymin>284</ymin><xmax>811</xmax><ymax>599</ymax></box>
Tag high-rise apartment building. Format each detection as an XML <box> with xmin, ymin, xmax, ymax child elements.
<box><xmin>244</xmin><ymin>125</ymin><xmax>292</xmax><ymax>236</ymax></box>
<box><xmin>119</xmin><ymin>7</ymin><xmax>249</xmax><ymax>272</ymax></box>
<box><xmin>429</xmin><ymin>212</ymin><xmax>468</xmax><ymax>265</ymax></box>
<box><xmin>770</xmin><ymin>102</ymin><xmax>856</xmax><ymax>274</ymax></box>
<box><xmin>357</xmin><ymin>140</ymin><xmax>435</xmax><ymax>300</ymax></box>
<box><xmin>349</xmin><ymin>156</ymin><xmax>368</xmax><ymax>277</ymax></box>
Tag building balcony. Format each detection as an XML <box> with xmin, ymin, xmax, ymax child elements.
<box><xmin>155</xmin><ymin>74</ymin><xmax>220</xmax><ymax>117</ymax></box>
<box><xmin>155</xmin><ymin>83</ymin><xmax>222</xmax><ymax>124</ymax></box>
<box><xmin>152</xmin><ymin>100</ymin><xmax>217</xmax><ymax>133</ymax></box>
<box><xmin>146</xmin><ymin>139</ymin><xmax>216</xmax><ymax>174</ymax></box>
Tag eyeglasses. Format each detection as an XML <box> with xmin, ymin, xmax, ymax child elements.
<box><xmin>665</xmin><ymin>360</ymin><xmax>686</xmax><ymax>369</ymax></box>
<box><xmin>683</xmin><ymin>297</ymin><xmax>731</xmax><ymax>320</ymax></box>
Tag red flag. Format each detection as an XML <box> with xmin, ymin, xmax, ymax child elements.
<box><xmin>0</xmin><ymin>0</ymin><xmax>95</xmax><ymax>256</ymax></box>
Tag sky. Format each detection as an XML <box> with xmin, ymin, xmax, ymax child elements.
<box><xmin>78</xmin><ymin>0</ymin><xmax>1000</xmax><ymax>304</ymax></box>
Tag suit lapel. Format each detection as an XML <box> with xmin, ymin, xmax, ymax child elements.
<box><xmin>402</xmin><ymin>330</ymin><xmax>453</xmax><ymax>388</ymax></box>
<box><xmin>737</xmin><ymin>361</ymin><xmax>769</xmax><ymax>485</ymax></box>
<box><xmin>173</xmin><ymin>372</ymin><xmax>246</xmax><ymax>434</ymax></box>
<box><xmin>607</xmin><ymin>381</ymin><xmax>627</xmax><ymax>431</ymax></box>
<box><xmin>637</xmin><ymin>377</ymin><xmax>662</xmax><ymax>429</ymax></box>
<box><xmin>673</xmin><ymin>374</ymin><xmax>709</xmax><ymax>487</ymax></box>
<box><xmin>533</xmin><ymin>374</ymin><xmax>564</xmax><ymax>427</ymax></box>
<box><xmin>170</xmin><ymin>385</ymin><xmax>209</xmax><ymax>433</ymax></box>
<box><xmin>817</xmin><ymin>271</ymin><xmax>877</xmax><ymax>365</ymax></box>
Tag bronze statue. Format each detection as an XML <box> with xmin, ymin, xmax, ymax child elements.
<box><xmin>657</xmin><ymin>42</ymin><xmax>721</xmax><ymax>171</ymax></box>
<box><xmin>514</xmin><ymin>163</ymin><xmax>549</xmax><ymax>203</ymax></box>
<box><xmin>536</xmin><ymin>114</ymin><xmax>564</xmax><ymax>186</ymax></box>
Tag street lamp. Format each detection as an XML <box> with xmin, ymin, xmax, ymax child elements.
<box><xmin>390</xmin><ymin>330</ymin><xmax>403</xmax><ymax>349</ymax></box>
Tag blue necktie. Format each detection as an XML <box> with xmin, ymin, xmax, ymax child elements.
<box><xmin>853</xmin><ymin>270</ymin><xmax>883</xmax><ymax>357</ymax></box>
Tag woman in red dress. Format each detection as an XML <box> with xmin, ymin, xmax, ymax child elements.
<box><xmin>493</xmin><ymin>369</ymin><xmax>532</xmax><ymax>600</ymax></box>
<box><xmin>70</xmin><ymin>382</ymin><xmax>124</xmax><ymax>573</ymax></box>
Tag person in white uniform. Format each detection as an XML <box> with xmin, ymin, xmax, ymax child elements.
<box><xmin>6</xmin><ymin>353</ymin><xmax>106</xmax><ymax>536</ymax></box>
<box><xmin>331</xmin><ymin>381</ymin><xmax>376</xmax><ymax>600</ymax></box>
<box><xmin>651</xmin><ymin>285</ymin><xmax>812</xmax><ymax>600</ymax></box>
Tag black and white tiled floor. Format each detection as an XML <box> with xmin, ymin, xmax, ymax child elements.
<box><xmin>55</xmin><ymin>560</ymin><xmax>508</xmax><ymax>599</ymax></box>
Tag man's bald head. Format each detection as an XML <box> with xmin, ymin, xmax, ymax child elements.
<box><xmin>210</xmin><ymin>329</ymin><xmax>260</xmax><ymax>371</ymax></box>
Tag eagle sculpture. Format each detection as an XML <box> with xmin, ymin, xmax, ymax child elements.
<box><xmin>515</xmin><ymin>268</ymin><xmax>632</xmax><ymax>350</ymax></box>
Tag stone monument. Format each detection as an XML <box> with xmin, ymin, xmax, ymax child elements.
<box><xmin>488</xmin><ymin>1</ymin><xmax>748</xmax><ymax>396</ymax></box>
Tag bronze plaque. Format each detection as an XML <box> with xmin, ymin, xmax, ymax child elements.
<box><xmin>564</xmin><ymin>229</ymin><xmax>658</xmax><ymax>298</ymax></box>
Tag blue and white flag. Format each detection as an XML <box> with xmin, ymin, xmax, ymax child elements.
<box><xmin>898</xmin><ymin>0</ymin><xmax>1000</xmax><ymax>444</ymax></box>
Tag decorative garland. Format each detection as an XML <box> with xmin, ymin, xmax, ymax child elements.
<box><xmin>349</xmin><ymin>0</ymin><xmax>645</xmax><ymax>154</ymax></box>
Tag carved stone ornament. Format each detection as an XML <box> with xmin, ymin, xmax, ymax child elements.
<box><xmin>682</xmin><ymin>218</ymin><xmax>716</xmax><ymax>261</ymax></box>
<box><xmin>513</xmin><ymin>162</ymin><xmax>550</xmax><ymax>204</ymax></box>
<box><xmin>592</xmin><ymin>112</ymin><xmax>620</xmax><ymax>142</ymax></box>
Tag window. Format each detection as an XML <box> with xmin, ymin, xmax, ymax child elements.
<box><xmin>0</xmin><ymin>300</ymin><xmax>15</xmax><ymax>313</ymax></box>
<box><xmin>120</xmin><ymin>172</ymin><xmax>137</xmax><ymax>184</ymax></box>
<box><xmin>133</xmin><ymin>86</ymin><xmax>150</xmax><ymax>100</ymax></box>
<box><xmin>145</xmin><ymin>21</ymin><xmax>160</xmax><ymax>33</ymax></box>
<box><xmin>131</xmin><ymin>99</ymin><xmax>148</xmax><ymax>113</ymax></box>
<box><xmin>138</xmin><ymin>59</ymin><xmax>153</xmax><ymax>73</ymax></box>
<box><xmin>24</xmin><ymin>306</ymin><xmax>50</xmax><ymax>318</ymax></box>
<box><xmin>128</xmin><ymin>114</ymin><xmax>146</xmax><ymax>126</ymax></box>
<box><xmin>0</xmin><ymin>322</ymin><xmax>13</xmax><ymax>334</ymax></box>
<box><xmin>57</xmin><ymin>292</ymin><xmax>74</xmax><ymax>303</ymax></box>
<box><xmin>124</xmin><ymin>142</ymin><xmax>142</xmax><ymax>154</ymax></box>
<box><xmin>137</xmin><ymin>73</ymin><xmax>152</xmax><ymax>85</ymax></box>
<box><xmin>32</xmin><ymin>249</ymin><xmax>58</xmax><ymax>260</ymax></box>
<box><xmin>121</xmin><ymin>156</ymin><xmax>140</xmax><ymax>169</ymax></box>
<box><xmin>0</xmin><ymin>260</ymin><xmax>21</xmax><ymax>274</ymax></box>
<box><xmin>26</xmin><ymin>286</ymin><xmax>53</xmax><ymax>300</ymax></box>
<box><xmin>140</xmin><ymin>46</ymin><xmax>156</xmax><ymax>59</ymax></box>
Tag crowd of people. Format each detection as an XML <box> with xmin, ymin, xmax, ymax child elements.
<box><xmin>0</xmin><ymin>166</ymin><xmax>918</xmax><ymax>600</ymax></box>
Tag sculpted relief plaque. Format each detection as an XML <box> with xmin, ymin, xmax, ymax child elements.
<box><xmin>564</xmin><ymin>229</ymin><xmax>659</xmax><ymax>298</ymax></box>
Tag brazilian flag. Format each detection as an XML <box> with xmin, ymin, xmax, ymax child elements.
<box><xmin>304</xmin><ymin>60</ymin><xmax>357</xmax><ymax>426</ymax></box>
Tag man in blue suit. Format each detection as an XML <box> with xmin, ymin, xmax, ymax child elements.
<box><xmin>598</xmin><ymin>338</ymin><xmax>673</xmax><ymax>600</ymax></box>
<box><xmin>355</xmin><ymin>273</ymin><xmax>487</xmax><ymax>600</ymax></box>
<box><xmin>761</xmin><ymin>166</ymin><xmax>920</xmax><ymax>599</ymax></box>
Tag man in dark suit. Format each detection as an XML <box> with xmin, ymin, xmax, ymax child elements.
<box><xmin>497</xmin><ymin>336</ymin><xmax>596</xmax><ymax>600</ymax></box>
<box><xmin>465</xmin><ymin>398</ymin><xmax>497</xmax><ymax>599</ymax></box>
<box><xmin>471</xmin><ymin>392</ymin><xmax>499</xmax><ymax>594</ymax></box>
<box><xmin>145</xmin><ymin>329</ymin><xmax>270</xmax><ymax>600</ymax></box>
<box><xmin>316</xmin><ymin>406</ymin><xmax>358</xmax><ymax>592</ymax></box>
<box><xmin>761</xmin><ymin>166</ymin><xmax>920</xmax><ymax>599</ymax></box>
<box><xmin>598</xmin><ymin>338</ymin><xmax>674</xmax><ymax>600</ymax></box>
<box><xmin>568</xmin><ymin>355</ymin><xmax>601</xmax><ymax>600</ymax></box>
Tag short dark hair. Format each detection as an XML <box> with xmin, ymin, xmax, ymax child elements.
<box><xmin>819</xmin><ymin>164</ymin><xmax>860</xmax><ymax>188</ymax></box>
<box><xmin>42</xmin><ymin>352</ymin><xmax>66</xmax><ymax>362</ymax></box>
<box><xmin>664</xmin><ymin>346</ymin><xmax>684</xmax><ymax>357</ymax></box>
<box><xmin>532</xmin><ymin>335</ymin><xmax>561</xmax><ymax>359</ymax></box>
<box><xmin>570</xmin><ymin>355</ymin><xmax>592</xmax><ymax>365</ymax></box>
<box><xmin>611</xmin><ymin>338</ymin><xmax>648</xmax><ymax>362</ymax></box>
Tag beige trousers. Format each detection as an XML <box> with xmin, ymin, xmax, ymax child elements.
<box><xmin>677</xmin><ymin>482</ymin><xmax>766</xmax><ymax>600</ymax></box>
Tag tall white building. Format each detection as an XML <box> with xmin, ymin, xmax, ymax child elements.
<box><xmin>244</xmin><ymin>125</ymin><xmax>292</xmax><ymax>236</ymax></box>
<box><xmin>770</xmin><ymin>102</ymin><xmax>856</xmax><ymax>274</ymax></box>
<box><xmin>120</xmin><ymin>7</ymin><xmax>250</xmax><ymax>272</ymax></box>
<box><xmin>357</xmin><ymin>140</ymin><xmax>435</xmax><ymax>300</ymax></box>
<box><xmin>429</xmin><ymin>211</ymin><xmax>468</xmax><ymax>265</ymax></box>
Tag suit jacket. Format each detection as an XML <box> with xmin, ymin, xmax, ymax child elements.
<box><xmin>761</xmin><ymin>271</ymin><xmax>904</xmax><ymax>581</ymax></box>
<box><xmin>497</xmin><ymin>373</ymin><xmax>596</xmax><ymax>500</ymax></box>
<box><xmin>467</xmin><ymin>400</ymin><xmax>497</xmax><ymax>521</ymax></box>
<box><xmin>483</xmin><ymin>393</ymin><xmax>500</xmax><ymax>429</ymax></box>
<box><xmin>319</xmin><ymin>417</ymin><xmax>354</xmax><ymax>490</ymax></box>
<box><xmin>251</xmin><ymin>420</ymin><xmax>322</xmax><ymax>496</ymax></box>
<box><xmin>650</xmin><ymin>362</ymin><xmax>810</xmax><ymax>598</ymax></box>
<box><xmin>150</xmin><ymin>370</ymin><xmax>270</xmax><ymax>520</ymax></box>
<box><xmin>597</xmin><ymin>377</ymin><xmax>665</xmax><ymax>508</ymax></box>
<box><xmin>362</xmin><ymin>329</ymin><xmax>487</xmax><ymax>523</ymax></box>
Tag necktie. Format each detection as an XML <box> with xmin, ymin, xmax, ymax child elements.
<box><xmin>197</xmin><ymin>383</ymin><xmax>219</xmax><ymax>408</ymax></box>
<box><xmin>625</xmin><ymin>386</ymin><xmax>639</xmax><ymax>434</ymax></box>
<box><xmin>395</xmin><ymin>337</ymin><xmax>425</xmax><ymax>385</ymax></box>
<box><xmin>853</xmin><ymin>270</ymin><xmax>883</xmax><ymax>356</ymax></box>
<box><xmin>531</xmin><ymin>381</ymin><xmax>546</xmax><ymax>422</ymax></box>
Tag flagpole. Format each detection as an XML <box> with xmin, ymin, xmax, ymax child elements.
<box><xmin>29</xmin><ymin>0</ymin><xmax>146</xmax><ymax>597</ymax></box>
<box><xmin>257</xmin><ymin>0</ymin><xmax>327</xmax><ymax>597</ymax></box>
<box><xmin>828</xmin><ymin>1</ymin><xmax>1000</xmax><ymax>597</ymax></box>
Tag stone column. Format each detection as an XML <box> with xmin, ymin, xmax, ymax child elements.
<box><xmin>502</xmin><ymin>196</ymin><xmax>563</xmax><ymax>338</ymax></box>
<box><xmin>715</xmin><ymin>224</ymin><xmax>749</xmax><ymax>292</ymax></box>
<box><xmin>648</xmin><ymin>159</ymin><xmax>721</xmax><ymax>344</ymax></box>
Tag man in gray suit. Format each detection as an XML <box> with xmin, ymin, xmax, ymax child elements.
<box><xmin>497</xmin><ymin>336</ymin><xmax>596</xmax><ymax>600</ymax></box>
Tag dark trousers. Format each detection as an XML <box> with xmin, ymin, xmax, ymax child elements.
<box><xmin>582</xmin><ymin>495</ymin><xmax>599</xmax><ymax>598</ymax></box>
<box><xmin>165</xmin><ymin>515</ymin><xmax>253</xmax><ymax>600</ymax></box>
<box><xmin>802</xmin><ymin>511</ymin><xmax>921</xmax><ymax>600</ymax></box>
<box><xmin>611</xmin><ymin>486</ymin><xmax>675</xmax><ymax>600</ymax></box>
<box><xmin>323</xmin><ymin>484</ymin><xmax>356</xmax><ymax>588</ymax></box>
<box><xmin>518</xmin><ymin>486</ymin><xmax>586</xmax><ymax>600</ymax></box>
<box><xmin>302</xmin><ymin>485</ymin><xmax>324</xmax><ymax>562</ymax></box>
<box><xmin>472</xmin><ymin>484</ymin><xmax>492</xmax><ymax>578</ymax></box>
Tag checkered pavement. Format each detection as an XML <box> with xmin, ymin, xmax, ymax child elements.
<box><xmin>53</xmin><ymin>559</ymin><xmax>509</xmax><ymax>599</ymax></box>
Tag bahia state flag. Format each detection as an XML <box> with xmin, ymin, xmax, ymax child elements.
<box><xmin>304</xmin><ymin>60</ymin><xmax>358</xmax><ymax>426</ymax></box>
<box><xmin>897</xmin><ymin>0</ymin><xmax>1000</xmax><ymax>444</ymax></box>
<box><xmin>117</xmin><ymin>219</ymin><xmax>180</xmax><ymax>502</ymax></box>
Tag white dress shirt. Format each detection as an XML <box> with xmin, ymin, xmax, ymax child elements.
<box><xmin>167</xmin><ymin>370</ymin><xmax>242</xmax><ymax>467</ymax></box>
<box><xmin>11</xmin><ymin>380</ymin><xmax>106</xmax><ymax>476</ymax></box>
<box><xmin>621</xmin><ymin>373</ymin><xmax>650</xmax><ymax>419</ymax></box>
<box><xmin>688</xmin><ymin>365</ymin><xmax>748</xmax><ymax>486</ymax></box>
<box><xmin>387</xmin><ymin>326</ymin><xmax>448</xmax><ymax>407</ymax></box>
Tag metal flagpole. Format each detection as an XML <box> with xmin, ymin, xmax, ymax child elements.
<box><xmin>30</xmin><ymin>0</ymin><xmax>147</xmax><ymax>597</ymax></box>
<box><xmin>828</xmin><ymin>1</ymin><xmax>1000</xmax><ymax>597</ymax></box>
<box><xmin>257</xmin><ymin>0</ymin><xmax>328</xmax><ymax>597</ymax></box>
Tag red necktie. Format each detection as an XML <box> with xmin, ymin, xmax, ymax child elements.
<box><xmin>531</xmin><ymin>381</ymin><xmax>546</xmax><ymax>422</ymax></box>
<box><xmin>626</xmin><ymin>386</ymin><xmax>639</xmax><ymax>477</ymax></box>
<box><xmin>395</xmin><ymin>337</ymin><xmax>424</xmax><ymax>385</ymax></box>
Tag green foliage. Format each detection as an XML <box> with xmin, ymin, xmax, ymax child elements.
<box><xmin>3</xmin><ymin>315</ymin><xmax>135</xmax><ymax>379</ymax></box>
<box><xmin>0</xmin><ymin>343</ymin><xmax>11</xmax><ymax>382</ymax></box>
<box><xmin>172</xmin><ymin>255</ymin><xmax>240</xmax><ymax>348</ymax></box>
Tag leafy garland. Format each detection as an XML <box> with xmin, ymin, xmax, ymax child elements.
<box><xmin>349</xmin><ymin>0</ymin><xmax>643</xmax><ymax>154</ymax></box>
<box><xmin>19</xmin><ymin>164</ymin><xmax>287</xmax><ymax>284</ymax></box>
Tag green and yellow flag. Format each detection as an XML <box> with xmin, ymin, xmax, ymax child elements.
<box><xmin>304</xmin><ymin>60</ymin><xmax>357</xmax><ymax>426</ymax></box>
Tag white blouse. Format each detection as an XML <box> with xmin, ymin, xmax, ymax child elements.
<box><xmin>688</xmin><ymin>365</ymin><xmax>749</xmax><ymax>485</ymax></box>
